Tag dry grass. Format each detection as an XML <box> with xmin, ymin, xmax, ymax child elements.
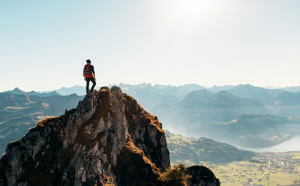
<box><xmin>125</xmin><ymin>134</ymin><xmax>161</xmax><ymax>175</ymax></box>
<box><xmin>124</xmin><ymin>94</ymin><xmax>164</xmax><ymax>134</ymax></box>
<box><xmin>36</xmin><ymin>116</ymin><xmax>57</xmax><ymax>127</ymax></box>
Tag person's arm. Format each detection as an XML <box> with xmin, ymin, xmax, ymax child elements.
<box><xmin>83</xmin><ymin>66</ymin><xmax>86</xmax><ymax>81</ymax></box>
<box><xmin>91</xmin><ymin>66</ymin><xmax>96</xmax><ymax>80</ymax></box>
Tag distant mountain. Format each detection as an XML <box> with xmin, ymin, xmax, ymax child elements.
<box><xmin>4</xmin><ymin>87</ymin><xmax>60</xmax><ymax>97</ymax></box>
<box><xmin>118</xmin><ymin>83</ymin><xmax>205</xmax><ymax>112</ymax></box>
<box><xmin>43</xmin><ymin>83</ymin><xmax>299</xmax><ymax>118</ymax></box>
<box><xmin>173</xmin><ymin>89</ymin><xmax>268</xmax><ymax>123</ymax></box>
<box><xmin>4</xmin><ymin>87</ymin><xmax>25</xmax><ymax>94</ymax></box>
<box><xmin>0</xmin><ymin>92</ymin><xmax>84</xmax><ymax>154</ymax></box>
<box><xmin>224</xmin><ymin>84</ymin><xmax>283</xmax><ymax>105</ymax></box>
<box><xmin>283</xmin><ymin>86</ymin><xmax>300</xmax><ymax>92</ymax></box>
<box><xmin>219</xmin><ymin>84</ymin><xmax>300</xmax><ymax>117</ymax></box>
<box><xmin>165</xmin><ymin>131</ymin><xmax>255</xmax><ymax>165</ymax></box>
<box><xmin>149</xmin><ymin>93</ymin><xmax>180</xmax><ymax>117</ymax></box>
<box><xmin>50</xmin><ymin>83</ymin><xmax>204</xmax><ymax>109</ymax></box>
<box><xmin>207</xmin><ymin>85</ymin><xmax>235</xmax><ymax>93</ymax></box>
<box><xmin>154</xmin><ymin>88</ymin><xmax>300</xmax><ymax>148</ymax></box>
<box><xmin>275</xmin><ymin>91</ymin><xmax>300</xmax><ymax>105</ymax></box>
<box><xmin>54</xmin><ymin>85</ymin><xmax>94</xmax><ymax>96</ymax></box>
<box><xmin>271</xmin><ymin>91</ymin><xmax>300</xmax><ymax>118</ymax></box>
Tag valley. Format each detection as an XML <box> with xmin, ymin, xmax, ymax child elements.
<box><xmin>209</xmin><ymin>152</ymin><xmax>300</xmax><ymax>186</ymax></box>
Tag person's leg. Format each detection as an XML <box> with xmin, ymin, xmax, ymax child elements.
<box><xmin>86</xmin><ymin>78</ymin><xmax>90</xmax><ymax>94</ymax></box>
<box><xmin>91</xmin><ymin>77</ymin><xmax>96</xmax><ymax>92</ymax></box>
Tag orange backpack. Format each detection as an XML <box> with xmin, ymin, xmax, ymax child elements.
<box><xmin>83</xmin><ymin>64</ymin><xmax>93</xmax><ymax>78</ymax></box>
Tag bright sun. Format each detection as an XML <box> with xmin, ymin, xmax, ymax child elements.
<box><xmin>176</xmin><ymin>0</ymin><xmax>216</xmax><ymax>17</ymax></box>
<box><xmin>156</xmin><ymin>0</ymin><xmax>220</xmax><ymax>29</ymax></box>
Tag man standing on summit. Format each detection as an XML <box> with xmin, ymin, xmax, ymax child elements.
<box><xmin>83</xmin><ymin>59</ymin><xmax>96</xmax><ymax>94</ymax></box>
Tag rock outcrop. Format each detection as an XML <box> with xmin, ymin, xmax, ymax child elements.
<box><xmin>0</xmin><ymin>86</ymin><xmax>170</xmax><ymax>185</ymax></box>
<box><xmin>186</xmin><ymin>166</ymin><xmax>220</xmax><ymax>186</ymax></box>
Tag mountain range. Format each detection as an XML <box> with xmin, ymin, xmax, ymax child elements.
<box><xmin>2</xmin><ymin>83</ymin><xmax>300</xmax><ymax>149</ymax></box>
<box><xmin>158</xmin><ymin>87</ymin><xmax>300</xmax><ymax>148</ymax></box>
<box><xmin>4</xmin><ymin>87</ymin><xmax>60</xmax><ymax>97</ymax></box>
<box><xmin>44</xmin><ymin>83</ymin><xmax>300</xmax><ymax>117</ymax></box>
<box><xmin>172</xmin><ymin>89</ymin><xmax>268</xmax><ymax>123</ymax></box>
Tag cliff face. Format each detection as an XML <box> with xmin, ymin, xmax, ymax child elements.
<box><xmin>0</xmin><ymin>86</ymin><xmax>170</xmax><ymax>186</ymax></box>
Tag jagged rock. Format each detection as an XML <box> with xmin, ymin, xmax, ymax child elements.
<box><xmin>0</xmin><ymin>86</ymin><xmax>170</xmax><ymax>186</ymax></box>
<box><xmin>186</xmin><ymin>165</ymin><xmax>220</xmax><ymax>186</ymax></box>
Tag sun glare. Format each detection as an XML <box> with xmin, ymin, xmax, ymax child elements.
<box><xmin>155</xmin><ymin>0</ymin><xmax>221</xmax><ymax>32</ymax></box>
<box><xmin>174</xmin><ymin>0</ymin><xmax>218</xmax><ymax>22</ymax></box>
<box><xmin>177</xmin><ymin>0</ymin><xmax>215</xmax><ymax>17</ymax></box>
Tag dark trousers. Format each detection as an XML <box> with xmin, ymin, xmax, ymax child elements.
<box><xmin>86</xmin><ymin>77</ymin><xmax>96</xmax><ymax>93</ymax></box>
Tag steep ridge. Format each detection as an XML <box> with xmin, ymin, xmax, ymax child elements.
<box><xmin>0</xmin><ymin>87</ymin><xmax>170</xmax><ymax>185</ymax></box>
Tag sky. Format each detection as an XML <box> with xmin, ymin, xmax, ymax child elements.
<box><xmin>0</xmin><ymin>0</ymin><xmax>300</xmax><ymax>92</ymax></box>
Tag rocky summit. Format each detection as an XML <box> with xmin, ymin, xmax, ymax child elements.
<box><xmin>0</xmin><ymin>86</ymin><xmax>170</xmax><ymax>185</ymax></box>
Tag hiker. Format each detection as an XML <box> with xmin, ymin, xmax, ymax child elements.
<box><xmin>83</xmin><ymin>59</ymin><xmax>96</xmax><ymax>94</ymax></box>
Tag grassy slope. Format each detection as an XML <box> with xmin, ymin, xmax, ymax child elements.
<box><xmin>166</xmin><ymin>131</ymin><xmax>255</xmax><ymax>165</ymax></box>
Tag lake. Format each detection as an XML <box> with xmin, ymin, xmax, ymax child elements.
<box><xmin>236</xmin><ymin>135</ymin><xmax>300</xmax><ymax>152</ymax></box>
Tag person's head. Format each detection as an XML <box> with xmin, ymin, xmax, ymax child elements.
<box><xmin>86</xmin><ymin>59</ymin><xmax>91</xmax><ymax>64</ymax></box>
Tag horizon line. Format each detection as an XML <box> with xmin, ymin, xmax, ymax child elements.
<box><xmin>2</xmin><ymin>83</ymin><xmax>300</xmax><ymax>93</ymax></box>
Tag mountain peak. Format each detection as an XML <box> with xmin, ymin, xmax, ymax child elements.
<box><xmin>237</xmin><ymin>83</ymin><xmax>253</xmax><ymax>88</ymax></box>
<box><xmin>216</xmin><ymin>90</ymin><xmax>231</xmax><ymax>95</ymax></box>
<box><xmin>0</xmin><ymin>86</ymin><xmax>170</xmax><ymax>185</ymax></box>
<box><xmin>190</xmin><ymin>89</ymin><xmax>213</xmax><ymax>96</ymax></box>
<box><xmin>11</xmin><ymin>87</ymin><xmax>25</xmax><ymax>94</ymax></box>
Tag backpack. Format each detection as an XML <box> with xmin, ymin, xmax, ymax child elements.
<box><xmin>83</xmin><ymin>65</ymin><xmax>93</xmax><ymax>77</ymax></box>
